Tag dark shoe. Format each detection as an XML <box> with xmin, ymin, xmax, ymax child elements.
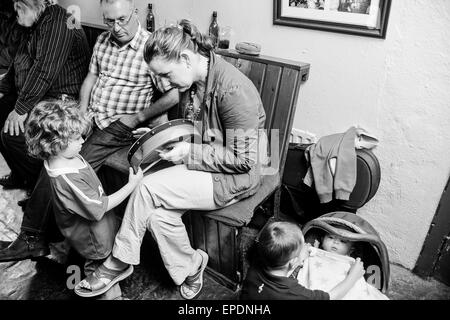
<box><xmin>0</xmin><ymin>174</ymin><xmax>27</xmax><ymax>190</ymax></box>
<box><xmin>0</xmin><ymin>240</ymin><xmax>12</xmax><ymax>250</ymax></box>
<box><xmin>0</xmin><ymin>232</ymin><xmax>50</xmax><ymax>262</ymax></box>
<box><xmin>17</xmin><ymin>190</ymin><xmax>32</xmax><ymax>208</ymax></box>
<box><xmin>17</xmin><ymin>198</ymin><xmax>29</xmax><ymax>208</ymax></box>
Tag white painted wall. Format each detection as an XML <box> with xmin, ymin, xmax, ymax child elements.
<box><xmin>59</xmin><ymin>0</ymin><xmax>450</xmax><ymax>271</ymax></box>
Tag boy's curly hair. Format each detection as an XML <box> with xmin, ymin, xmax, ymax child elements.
<box><xmin>25</xmin><ymin>100</ymin><xmax>91</xmax><ymax>161</ymax></box>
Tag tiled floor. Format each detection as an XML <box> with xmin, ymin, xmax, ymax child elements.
<box><xmin>1</xmin><ymin>155</ymin><xmax>450</xmax><ymax>300</ymax></box>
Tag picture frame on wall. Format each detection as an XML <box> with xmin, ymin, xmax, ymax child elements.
<box><xmin>273</xmin><ymin>0</ymin><xmax>392</xmax><ymax>38</ymax></box>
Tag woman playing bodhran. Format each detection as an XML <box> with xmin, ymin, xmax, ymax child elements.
<box><xmin>75</xmin><ymin>19</ymin><xmax>268</xmax><ymax>300</ymax></box>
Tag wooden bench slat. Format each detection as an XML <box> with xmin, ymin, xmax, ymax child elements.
<box><xmin>260</xmin><ymin>64</ymin><xmax>282</xmax><ymax>137</ymax></box>
<box><xmin>191</xmin><ymin>214</ymin><xmax>206</xmax><ymax>252</ymax></box>
<box><xmin>218</xmin><ymin>223</ymin><xmax>234</xmax><ymax>277</ymax></box>
<box><xmin>273</xmin><ymin>67</ymin><xmax>301</xmax><ymax>171</ymax></box>
<box><xmin>248</xmin><ymin>62</ymin><xmax>266</xmax><ymax>94</ymax></box>
<box><xmin>234</xmin><ymin>59</ymin><xmax>252</xmax><ymax>77</ymax></box>
<box><xmin>222</xmin><ymin>56</ymin><xmax>237</xmax><ymax>65</ymax></box>
<box><xmin>205</xmin><ymin>218</ymin><xmax>220</xmax><ymax>271</ymax></box>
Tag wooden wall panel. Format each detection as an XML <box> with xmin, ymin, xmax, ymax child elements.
<box><xmin>204</xmin><ymin>218</ymin><xmax>220</xmax><ymax>271</ymax></box>
<box><xmin>222</xmin><ymin>56</ymin><xmax>237</xmax><ymax>66</ymax></box>
<box><xmin>234</xmin><ymin>59</ymin><xmax>252</xmax><ymax>77</ymax></box>
<box><xmin>272</xmin><ymin>67</ymin><xmax>300</xmax><ymax>172</ymax></box>
<box><xmin>217</xmin><ymin>223</ymin><xmax>235</xmax><ymax>279</ymax></box>
<box><xmin>247</xmin><ymin>62</ymin><xmax>266</xmax><ymax>94</ymax></box>
<box><xmin>191</xmin><ymin>214</ymin><xmax>206</xmax><ymax>252</ymax></box>
<box><xmin>260</xmin><ymin>65</ymin><xmax>282</xmax><ymax>131</ymax></box>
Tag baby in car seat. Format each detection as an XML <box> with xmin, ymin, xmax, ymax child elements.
<box><xmin>298</xmin><ymin>228</ymin><xmax>389</xmax><ymax>300</ymax></box>
<box><xmin>240</xmin><ymin>221</ymin><xmax>365</xmax><ymax>300</ymax></box>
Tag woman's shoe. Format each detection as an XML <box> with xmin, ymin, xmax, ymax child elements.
<box><xmin>75</xmin><ymin>264</ymin><xmax>133</xmax><ymax>298</ymax></box>
<box><xmin>179</xmin><ymin>249</ymin><xmax>209</xmax><ymax>300</ymax></box>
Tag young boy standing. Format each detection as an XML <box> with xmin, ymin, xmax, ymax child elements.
<box><xmin>25</xmin><ymin>100</ymin><xmax>143</xmax><ymax>299</ymax></box>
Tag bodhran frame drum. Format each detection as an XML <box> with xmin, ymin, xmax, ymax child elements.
<box><xmin>128</xmin><ymin>119</ymin><xmax>202</xmax><ymax>173</ymax></box>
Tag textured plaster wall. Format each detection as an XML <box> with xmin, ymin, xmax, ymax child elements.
<box><xmin>59</xmin><ymin>0</ymin><xmax>450</xmax><ymax>270</ymax></box>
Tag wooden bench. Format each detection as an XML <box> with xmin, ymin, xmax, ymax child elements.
<box><xmin>82</xmin><ymin>23</ymin><xmax>310</xmax><ymax>291</ymax></box>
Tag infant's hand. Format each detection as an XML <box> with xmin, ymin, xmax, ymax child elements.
<box><xmin>128</xmin><ymin>167</ymin><xmax>143</xmax><ymax>186</ymax></box>
<box><xmin>347</xmin><ymin>257</ymin><xmax>365</xmax><ymax>280</ymax></box>
<box><xmin>304</xmin><ymin>243</ymin><xmax>313</xmax><ymax>255</ymax></box>
<box><xmin>313</xmin><ymin>239</ymin><xmax>320</xmax><ymax>248</ymax></box>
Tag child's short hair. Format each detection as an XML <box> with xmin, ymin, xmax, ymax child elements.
<box><xmin>256</xmin><ymin>221</ymin><xmax>304</xmax><ymax>269</ymax></box>
<box><xmin>25</xmin><ymin>100</ymin><xmax>91</xmax><ymax>160</ymax></box>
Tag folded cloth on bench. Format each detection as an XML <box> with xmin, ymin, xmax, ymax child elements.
<box><xmin>297</xmin><ymin>247</ymin><xmax>388</xmax><ymax>300</ymax></box>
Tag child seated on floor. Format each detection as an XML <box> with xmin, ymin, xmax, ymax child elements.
<box><xmin>25</xmin><ymin>100</ymin><xmax>143</xmax><ymax>300</ymax></box>
<box><xmin>297</xmin><ymin>229</ymin><xmax>389</xmax><ymax>300</ymax></box>
<box><xmin>240</xmin><ymin>220</ymin><xmax>365</xmax><ymax>300</ymax></box>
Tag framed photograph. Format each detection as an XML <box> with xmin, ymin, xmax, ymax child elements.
<box><xmin>273</xmin><ymin>0</ymin><xmax>392</xmax><ymax>38</ymax></box>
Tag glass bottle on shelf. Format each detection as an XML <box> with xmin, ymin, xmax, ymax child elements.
<box><xmin>208</xmin><ymin>11</ymin><xmax>219</xmax><ymax>49</ymax></box>
<box><xmin>146</xmin><ymin>3</ymin><xmax>155</xmax><ymax>33</ymax></box>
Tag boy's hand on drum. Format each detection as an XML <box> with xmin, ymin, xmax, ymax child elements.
<box><xmin>128</xmin><ymin>167</ymin><xmax>144</xmax><ymax>186</ymax></box>
<box><xmin>347</xmin><ymin>257</ymin><xmax>365</xmax><ymax>280</ymax></box>
<box><xmin>132</xmin><ymin>127</ymin><xmax>151</xmax><ymax>139</ymax></box>
<box><xmin>158</xmin><ymin>141</ymin><xmax>190</xmax><ymax>164</ymax></box>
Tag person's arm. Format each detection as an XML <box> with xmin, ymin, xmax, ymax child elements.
<box><xmin>79</xmin><ymin>72</ymin><xmax>98</xmax><ymax>114</ymax></box>
<box><xmin>137</xmin><ymin>88</ymin><xmax>178</xmax><ymax>123</ymax></box>
<box><xmin>118</xmin><ymin>71</ymin><xmax>179</xmax><ymax>129</ymax></box>
<box><xmin>14</xmin><ymin>13</ymin><xmax>75</xmax><ymax>115</ymax></box>
<box><xmin>118</xmin><ymin>88</ymin><xmax>178</xmax><ymax>128</ymax></box>
<box><xmin>54</xmin><ymin>168</ymin><xmax>142</xmax><ymax>222</ymax></box>
<box><xmin>0</xmin><ymin>65</ymin><xmax>14</xmax><ymax>95</ymax></box>
<box><xmin>328</xmin><ymin>257</ymin><xmax>366</xmax><ymax>300</ymax></box>
<box><xmin>106</xmin><ymin>167</ymin><xmax>143</xmax><ymax>211</ymax></box>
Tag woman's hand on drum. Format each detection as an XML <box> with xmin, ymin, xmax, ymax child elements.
<box><xmin>128</xmin><ymin>167</ymin><xmax>144</xmax><ymax>186</ymax></box>
<box><xmin>158</xmin><ymin>141</ymin><xmax>191</xmax><ymax>164</ymax></box>
<box><xmin>132</xmin><ymin>127</ymin><xmax>151</xmax><ymax>139</ymax></box>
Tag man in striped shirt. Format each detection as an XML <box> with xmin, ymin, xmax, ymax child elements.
<box><xmin>0</xmin><ymin>0</ymin><xmax>178</xmax><ymax>267</ymax></box>
<box><xmin>0</xmin><ymin>0</ymin><xmax>90</xmax><ymax>190</ymax></box>
<box><xmin>0</xmin><ymin>0</ymin><xmax>25</xmax><ymax>131</ymax></box>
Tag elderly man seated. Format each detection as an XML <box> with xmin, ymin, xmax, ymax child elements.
<box><xmin>0</xmin><ymin>0</ymin><xmax>177</xmax><ymax>269</ymax></box>
<box><xmin>0</xmin><ymin>0</ymin><xmax>90</xmax><ymax>191</ymax></box>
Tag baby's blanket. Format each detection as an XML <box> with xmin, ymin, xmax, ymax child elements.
<box><xmin>297</xmin><ymin>247</ymin><xmax>388</xmax><ymax>300</ymax></box>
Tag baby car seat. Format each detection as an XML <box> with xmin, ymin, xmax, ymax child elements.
<box><xmin>302</xmin><ymin>211</ymin><xmax>390</xmax><ymax>293</ymax></box>
<box><xmin>281</xmin><ymin>143</ymin><xmax>381</xmax><ymax>223</ymax></box>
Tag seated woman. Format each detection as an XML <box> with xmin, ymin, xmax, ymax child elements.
<box><xmin>75</xmin><ymin>19</ymin><xmax>268</xmax><ymax>300</ymax></box>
